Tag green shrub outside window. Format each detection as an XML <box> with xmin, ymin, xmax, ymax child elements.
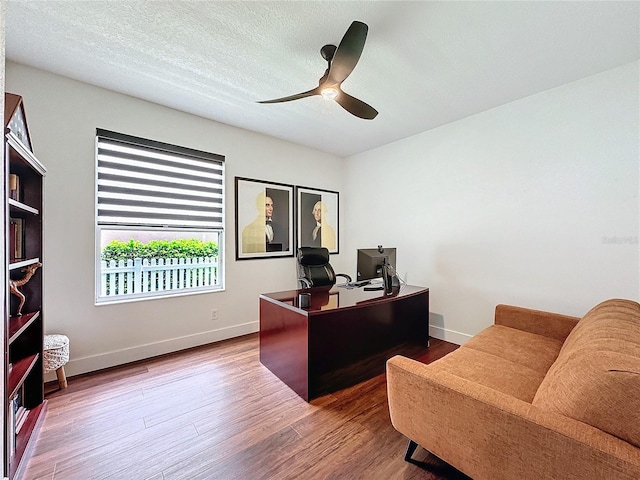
<box><xmin>101</xmin><ymin>239</ymin><xmax>218</xmax><ymax>262</ymax></box>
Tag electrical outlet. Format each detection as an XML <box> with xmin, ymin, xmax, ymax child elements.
<box><xmin>211</xmin><ymin>309</ymin><xmax>218</xmax><ymax>321</ymax></box>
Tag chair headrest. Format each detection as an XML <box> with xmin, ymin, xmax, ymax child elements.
<box><xmin>297</xmin><ymin>247</ymin><xmax>330</xmax><ymax>266</ymax></box>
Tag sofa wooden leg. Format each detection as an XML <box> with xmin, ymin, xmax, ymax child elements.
<box><xmin>404</xmin><ymin>439</ymin><xmax>419</xmax><ymax>462</ymax></box>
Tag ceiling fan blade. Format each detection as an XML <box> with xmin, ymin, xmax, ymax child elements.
<box><xmin>335</xmin><ymin>90</ymin><xmax>378</xmax><ymax>120</ymax></box>
<box><xmin>327</xmin><ymin>21</ymin><xmax>368</xmax><ymax>85</ymax></box>
<box><xmin>258</xmin><ymin>87</ymin><xmax>320</xmax><ymax>104</ymax></box>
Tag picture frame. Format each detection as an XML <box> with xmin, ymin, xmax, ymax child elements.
<box><xmin>235</xmin><ymin>177</ymin><xmax>295</xmax><ymax>260</ymax></box>
<box><xmin>296</xmin><ymin>186</ymin><xmax>340</xmax><ymax>254</ymax></box>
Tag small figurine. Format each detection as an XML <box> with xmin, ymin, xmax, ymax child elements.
<box><xmin>9</xmin><ymin>262</ymin><xmax>42</xmax><ymax>316</ymax></box>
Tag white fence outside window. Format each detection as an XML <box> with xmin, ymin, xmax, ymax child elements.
<box><xmin>100</xmin><ymin>257</ymin><xmax>218</xmax><ymax>297</ymax></box>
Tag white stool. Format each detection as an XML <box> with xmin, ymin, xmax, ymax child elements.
<box><xmin>44</xmin><ymin>334</ymin><xmax>69</xmax><ymax>389</ymax></box>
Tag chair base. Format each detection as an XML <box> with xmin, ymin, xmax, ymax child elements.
<box><xmin>405</xmin><ymin>439</ymin><xmax>419</xmax><ymax>462</ymax></box>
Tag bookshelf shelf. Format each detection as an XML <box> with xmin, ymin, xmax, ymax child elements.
<box><xmin>4</xmin><ymin>93</ymin><xmax>47</xmax><ymax>480</ymax></box>
<box><xmin>8</xmin><ymin>258</ymin><xmax>40</xmax><ymax>272</ymax></box>
<box><xmin>5</xmin><ymin>132</ymin><xmax>45</xmax><ymax>176</ymax></box>
<box><xmin>9</xmin><ymin>312</ymin><xmax>40</xmax><ymax>344</ymax></box>
<box><xmin>9</xmin><ymin>199</ymin><xmax>39</xmax><ymax>216</ymax></box>
<box><xmin>7</xmin><ymin>355</ymin><xmax>39</xmax><ymax>400</ymax></box>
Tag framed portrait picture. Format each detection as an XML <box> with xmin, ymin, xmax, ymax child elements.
<box><xmin>235</xmin><ymin>177</ymin><xmax>295</xmax><ymax>260</ymax></box>
<box><xmin>296</xmin><ymin>186</ymin><xmax>340</xmax><ymax>254</ymax></box>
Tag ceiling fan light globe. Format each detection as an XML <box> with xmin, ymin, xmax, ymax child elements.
<box><xmin>321</xmin><ymin>88</ymin><xmax>339</xmax><ymax>100</ymax></box>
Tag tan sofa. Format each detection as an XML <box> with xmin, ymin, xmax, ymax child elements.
<box><xmin>386</xmin><ymin>299</ymin><xmax>640</xmax><ymax>479</ymax></box>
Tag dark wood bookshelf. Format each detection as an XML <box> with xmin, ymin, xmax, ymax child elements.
<box><xmin>4</xmin><ymin>93</ymin><xmax>47</xmax><ymax>480</ymax></box>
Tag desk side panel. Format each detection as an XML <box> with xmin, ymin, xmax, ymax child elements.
<box><xmin>259</xmin><ymin>297</ymin><xmax>309</xmax><ymax>401</ymax></box>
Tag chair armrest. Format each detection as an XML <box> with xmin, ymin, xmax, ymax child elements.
<box><xmin>494</xmin><ymin>304</ymin><xmax>580</xmax><ymax>341</ymax></box>
<box><xmin>386</xmin><ymin>355</ymin><xmax>640</xmax><ymax>480</ymax></box>
<box><xmin>298</xmin><ymin>278</ymin><xmax>312</xmax><ymax>288</ymax></box>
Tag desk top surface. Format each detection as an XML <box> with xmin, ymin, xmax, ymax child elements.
<box><xmin>260</xmin><ymin>284</ymin><xmax>429</xmax><ymax>313</ymax></box>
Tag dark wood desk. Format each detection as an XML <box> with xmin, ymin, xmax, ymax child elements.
<box><xmin>259</xmin><ymin>285</ymin><xmax>429</xmax><ymax>401</ymax></box>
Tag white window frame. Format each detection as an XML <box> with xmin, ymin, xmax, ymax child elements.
<box><xmin>95</xmin><ymin>129</ymin><xmax>224</xmax><ymax>304</ymax></box>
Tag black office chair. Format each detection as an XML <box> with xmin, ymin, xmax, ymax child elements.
<box><xmin>297</xmin><ymin>247</ymin><xmax>352</xmax><ymax>289</ymax></box>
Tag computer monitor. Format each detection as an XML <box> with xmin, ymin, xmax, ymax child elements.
<box><xmin>356</xmin><ymin>246</ymin><xmax>397</xmax><ymax>282</ymax></box>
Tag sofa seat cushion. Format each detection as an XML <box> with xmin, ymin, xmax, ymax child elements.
<box><xmin>464</xmin><ymin>325</ymin><xmax>564</xmax><ymax>374</ymax></box>
<box><xmin>430</xmin><ymin>325</ymin><xmax>564</xmax><ymax>402</ymax></box>
<box><xmin>533</xmin><ymin>299</ymin><xmax>640</xmax><ymax>448</ymax></box>
<box><xmin>432</xmin><ymin>346</ymin><xmax>546</xmax><ymax>403</ymax></box>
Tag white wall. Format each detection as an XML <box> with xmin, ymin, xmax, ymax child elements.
<box><xmin>6</xmin><ymin>61</ymin><xmax>346</xmax><ymax>377</ymax></box>
<box><xmin>344</xmin><ymin>62</ymin><xmax>640</xmax><ymax>344</ymax></box>
<box><xmin>6</xmin><ymin>59</ymin><xmax>639</xmax><ymax>377</ymax></box>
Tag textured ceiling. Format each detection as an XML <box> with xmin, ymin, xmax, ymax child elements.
<box><xmin>5</xmin><ymin>1</ymin><xmax>640</xmax><ymax>157</ymax></box>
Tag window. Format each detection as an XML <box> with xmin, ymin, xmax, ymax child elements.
<box><xmin>96</xmin><ymin>129</ymin><xmax>224</xmax><ymax>303</ymax></box>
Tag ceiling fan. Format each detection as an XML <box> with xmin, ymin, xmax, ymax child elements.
<box><xmin>258</xmin><ymin>21</ymin><xmax>378</xmax><ymax>120</ymax></box>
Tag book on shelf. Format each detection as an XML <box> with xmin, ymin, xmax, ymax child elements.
<box><xmin>12</xmin><ymin>388</ymin><xmax>22</xmax><ymax>410</ymax></box>
<box><xmin>8</xmin><ymin>388</ymin><xmax>23</xmax><ymax>456</ymax></box>
<box><xmin>15</xmin><ymin>218</ymin><xmax>24</xmax><ymax>260</ymax></box>
<box><xmin>10</xmin><ymin>217</ymin><xmax>25</xmax><ymax>261</ymax></box>
<box><xmin>9</xmin><ymin>220</ymin><xmax>16</xmax><ymax>262</ymax></box>
<box><xmin>12</xmin><ymin>389</ymin><xmax>27</xmax><ymax>431</ymax></box>
<box><xmin>8</xmin><ymin>399</ymin><xmax>15</xmax><ymax>456</ymax></box>
<box><xmin>15</xmin><ymin>406</ymin><xmax>28</xmax><ymax>434</ymax></box>
<box><xmin>9</xmin><ymin>173</ymin><xmax>20</xmax><ymax>201</ymax></box>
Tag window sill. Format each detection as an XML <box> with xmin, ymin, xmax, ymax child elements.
<box><xmin>95</xmin><ymin>286</ymin><xmax>225</xmax><ymax>306</ymax></box>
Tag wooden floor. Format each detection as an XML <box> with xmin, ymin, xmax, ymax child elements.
<box><xmin>24</xmin><ymin>334</ymin><xmax>470</xmax><ymax>480</ymax></box>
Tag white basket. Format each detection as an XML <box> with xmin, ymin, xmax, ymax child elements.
<box><xmin>43</xmin><ymin>334</ymin><xmax>69</xmax><ymax>372</ymax></box>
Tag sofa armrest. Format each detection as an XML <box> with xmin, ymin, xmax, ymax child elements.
<box><xmin>386</xmin><ymin>355</ymin><xmax>640</xmax><ymax>480</ymax></box>
<box><xmin>494</xmin><ymin>304</ymin><xmax>580</xmax><ymax>341</ymax></box>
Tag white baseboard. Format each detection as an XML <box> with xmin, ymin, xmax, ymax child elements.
<box><xmin>48</xmin><ymin>321</ymin><xmax>259</xmax><ymax>381</ymax></box>
<box><xmin>429</xmin><ymin>325</ymin><xmax>472</xmax><ymax>346</ymax></box>
<box><xmin>45</xmin><ymin>321</ymin><xmax>471</xmax><ymax>383</ymax></box>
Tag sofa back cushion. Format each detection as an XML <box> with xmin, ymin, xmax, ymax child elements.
<box><xmin>533</xmin><ymin>299</ymin><xmax>640</xmax><ymax>448</ymax></box>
